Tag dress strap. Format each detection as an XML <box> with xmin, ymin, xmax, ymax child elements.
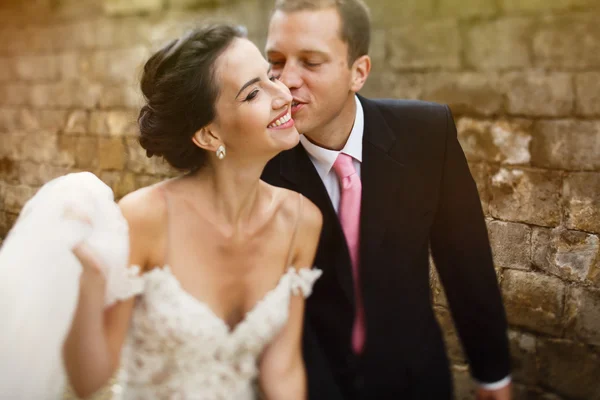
<box><xmin>284</xmin><ymin>193</ymin><xmax>304</xmax><ymax>267</ymax></box>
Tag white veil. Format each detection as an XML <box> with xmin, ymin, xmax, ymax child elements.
<box><xmin>0</xmin><ymin>172</ymin><xmax>132</xmax><ymax>400</ymax></box>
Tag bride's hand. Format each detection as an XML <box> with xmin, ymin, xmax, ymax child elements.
<box><xmin>72</xmin><ymin>242</ymin><xmax>107</xmax><ymax>300</ymax></box>
<box><xmin>73</xmin><ymin>243</ymin><xmax>104</xmax><ymax>275</ymax></box>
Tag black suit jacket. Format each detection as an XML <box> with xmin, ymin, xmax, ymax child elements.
<box><xmin>262</xmin><ymin>96</ymin><xmax>510</xmax><ymax>400</ymax></box>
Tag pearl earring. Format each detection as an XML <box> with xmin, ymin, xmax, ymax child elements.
<box><xmin>216</xmin><ymin>145</ymin><xmax>226</xmax><ymax>160</ymax></box>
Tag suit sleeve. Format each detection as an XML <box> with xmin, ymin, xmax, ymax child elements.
<box><xmin>429</xmin><ymin>105</ymin><xmax>511</xmax><ymax>383</ymax></box>
<box><xmin>303</xmin><ymin>319</ymin><xmax>346</xmax><ymax>400</ymax></box>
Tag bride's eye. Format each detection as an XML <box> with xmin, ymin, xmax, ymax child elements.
<box><xmin>244</xmin><ymin>90</ymin><xmax>259</xmax><ymax>102</ymax></box>
<box><xmin>269</xmin><ymin>75</ymin><xmax>278</xmax><ymax>82</ymax></box>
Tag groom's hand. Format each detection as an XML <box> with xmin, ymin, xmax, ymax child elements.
<box><xmin>476</xmin><ymin>383</ymin><xmax>512</xmax><ymax>400</ymax></box>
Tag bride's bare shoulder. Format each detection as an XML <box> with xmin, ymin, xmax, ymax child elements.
<box><xmin>267</xmin><ymin>185</ymin><xmax>322</xmax><ymax>236</ymax></box>
<box><xmin>119</xmin><ymin>184</ymin><xmax>167</xmax><ymax>225</ymax></box>
<box><xmin>266</xmin><ymin>187</ymin><xmax>322</xmax><ymax>270</ymax></box>
<box><xmin>117</xmin><ymin>182</ymin><xmax>170</xmax><ymax>263</ymax></box>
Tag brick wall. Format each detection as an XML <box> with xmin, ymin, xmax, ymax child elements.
<box><xmin>0</xmin><ymin>0</ymin><xmax>599</xmax><ymax>398</ymax></box>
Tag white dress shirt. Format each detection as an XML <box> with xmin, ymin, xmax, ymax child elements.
<box><xmin>299</xmin><ymin>95</ymin><xmax>511</xmax><ymax>391</ymax></box>
<box><xmin>300</xmin><ymin>96</ymin><xmax>364</xmax><ymax>214</ymax></box>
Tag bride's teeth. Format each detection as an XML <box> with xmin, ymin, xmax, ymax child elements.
<box><xmin>268</xmin><ymin>112</ymin><xmax>291</xmax><ymax>128</ymax></box>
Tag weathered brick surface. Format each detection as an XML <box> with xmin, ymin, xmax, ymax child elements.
<box><xmin>437</xmin><ymin>0</ymin><xmax>497</xmax><ymax>18</ymax></box>
<box><xmin>465</xmin><ymin>18</ymin><xmax>532</xmax><ymax>70</ymax></box>
<box><xmin>533</xmin><ymin>14</ymin><xmax>600</xmax><ymax>69</ymax></box>
<box><xmin>103</xmin><ymin>0</ymin><xmax>163</xmax><ymax>17</ymax></box>
<box><xmin>0</xmin><ymin>109</ymin><xmax>20</xmax><ymax>131</ymax></box>
<box><xmin>422</xmin><ymin>73</ymin><xmax>504</xmax><ymax>116</ymax></box>
<box><xmin>531</xmin><ymin>120</ymin><xmax>600</xmax><ymax>171</ymax></box>
<box><xmin>18</xmin><ymin>109</ymin><xmax>67</xmax><ymax>133</ymax></box>
<box><xmin>98</xmin><ymin>137</ymin><xmax>126</xmax><ymax>170</ymax></box>
<box><xmin>64</xmin><ymin>111</ymin><xmax>89</xmax><ymax>135</ymax></box>
<box><xmin>125</xmin><ymin>137</ymin><xmax>175</xmax><ymax>175</ymax></box>
<box><xmin>17</xmin><ymin>162</ymin><xmax>76</xmax><ymax>187</ymax></box>
<box><xmin>537</xmin><ymin>339</ymin><xmax>600</xmax><ymax>400</ymax></box>
<box><xmin>99</xmin><ymin>84</ymin><xmax>143</xmax><ymax>109</ymax></box>
<box><xmin>532</xmin><ymin>227</ymin><xmax>599</xmax><ymax>283</ymax></box>
<box><xmin>369</xmin><ymin>0</ymin><xmax>435</xmax><ymax>27</ymax></box>
<box><xmin>503</xmin><ymin>72</ymin><xmax>574</xmax><ymax>117</ymax></box>
<box><xmin>501</xmin><ymin>0</ymin><xmax>599</xmax><ymax>12</ymax></box>
<box><xmin>563</xmin><ymin>172</ymin><xmax>600</xmax><ymax>233</ymax></box>
<box><xmin>575</xmin><ymin>72</ymin><xmax>600</xmax><ymax>116</ymax></box>
<box><xmin>82</xmin><ymin>47</ymin><xmax>149</xmax><ymax>83</ymax></box>
<box><xmin>502</xmin><ymin>270</ymin><xmax>566</xmax><ymax>336</ymax></box>
<box><xmin>508</xmin><ymin>330</ymin><xmax>538</xmax><ymax>386</ymax></box>
<box><xmin>457</xmin><ymin>118</ymin><xmax>532</xmax><ymax>165</ymax></box>
<box><xmin>435</xmin><ymin>306</ymin><xmax>466</xmax><ymax>364</ymax></box>
<box><xmin>451</xmin><ymin>365</ymin><xmax>477</xmax><ymax>400</ymax></box>
<box><xmin>4</xmin><ymin>83</ymin><xmax>30</xmax><ymax>106</ymax></box>
<box><xmin>0</xmin><ymin>57</ymin><xmax>14</xmax><ymax>82</ymax></box>
<box><xmin>489</xmin><ymin>168</ymin><xmax>562</xmax><ymax>227</ymax></box>
<box><xmin>468</xmin><ymin>162</ymin><xmax>491</xmax><ymax>215</ymax></box>
<box><xmin>2</xmin><ymin>183</ymin><xmax>38</xmax><ymax>214</ymax></box>
<box><xmin>0</xmin><ymin>1</ymin><xmax>598</xmax><ymax>398</ymax></box>
<box><xmin>488</xmin><ymin>221</ymin><xmax>532</xmax><ymax>271</ymax></box>
<box><xmin>13</xmin><ymin>55</ymin><xmax>60</xmax><ymax>81</ymax></box>
<box><xmin>565</xmin><ymin>287</ymin><xmax>600</xmax><ymax>345</ymax></box>
<box><xmin>89</xmin><ymin>110</ymin><xmax>139</xmax><ymax>136</ymax></box>
<box><xmin>388</xmin><ymin>20</ymin><xmax>460</xmax><ymax>70</ymax></box>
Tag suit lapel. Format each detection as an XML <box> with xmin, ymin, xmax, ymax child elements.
<box><xmin>277</xmin><ymin>97</ymin><xmax>409</xmax><ymax>304</ymax></box>
<box><xmin>279</xmin><ymin>145</ymin><xmax>356</xmax><ymax>304</ymax></box>
<box><xmin>359</xmin><ymin>96</ymin><xmax>407</xmax><ymax>270</ymax></box>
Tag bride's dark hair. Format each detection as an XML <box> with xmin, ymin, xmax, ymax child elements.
<box><xmin>138</xmin><ymin>24</ymin><xmax>247</xmax><ymax>171</ymax></box>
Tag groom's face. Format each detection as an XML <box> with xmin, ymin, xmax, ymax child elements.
<box><xmin>266</xmin><ymin>8</ymin><xmax>355</xmax><ymax>137</ymax></box>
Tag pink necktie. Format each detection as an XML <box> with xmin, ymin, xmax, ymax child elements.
<box><xmin>333</xmin><ymin>153</ymin><xmax>366</xmax><ymax>354</ymax></box>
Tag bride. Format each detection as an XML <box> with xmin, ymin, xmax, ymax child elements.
<box><xmin>1</xmin><ymin>24</ymin><xmax>323</xmax><ymax>399</ymax></box>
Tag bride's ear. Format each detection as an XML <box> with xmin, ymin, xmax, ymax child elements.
<box><xmin>192</xmin><ymin>126</ymin><xmax>222</xmax><ymax>152</ymax></box>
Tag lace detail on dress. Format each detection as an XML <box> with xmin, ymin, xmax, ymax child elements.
<box><xmin>112</xmin><ymin>265</ymin><xmax>321</xmax><ymax>399</ymax></box>
<box><xmin>65</xmin><ymin>266</ymin><xmax>321</xmax><ymax>399</ymax></box>
<box><xmin>104</xmin><ymin>265</ymin><xmax>144</xmax><ymax>307</ymax></box>
<box><xmin>289</xmin><ymin>267</ymin><xmax>322</xmax><ymax>297</ymax></box>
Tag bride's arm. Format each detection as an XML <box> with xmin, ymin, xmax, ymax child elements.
<box><xmin>258</xmin><ymin>199</ymin><xmax>322</xmax><ymax>400</ymax></box>
<box><xmin>63</xmin><ymin>188</ymin><xmax>166</xmax><ymax>398</ymax></box>
<box><xmin>62</xmin><ymin>243</ymin><xmax>135</xmax><ymax>398</ymax></box>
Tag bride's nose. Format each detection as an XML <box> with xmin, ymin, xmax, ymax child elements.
<box><xmin>272</xmin><ymin>83</ymin><xmax>293</xmax><ymax>110</ymax></box>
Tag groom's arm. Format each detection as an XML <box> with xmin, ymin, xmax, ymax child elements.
<box><xmin>302</xmin><ymin>319</ymin><xmax>346</xmax><ymax>400</ymax></box>
<box><xmin>429</xmin><ymin>105</ymin><xmax>511</xmax><ymax>386</ymax></box>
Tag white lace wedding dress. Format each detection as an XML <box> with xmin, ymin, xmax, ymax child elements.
<box><xmin>0</xmin><ymin>172</ymin><xmax>321</xmax><ymax>400</ymax></box>
<box><xmin>99</xmin><ymin>265</ymin><xmax>320</xmax><ymax>400</ymax></box>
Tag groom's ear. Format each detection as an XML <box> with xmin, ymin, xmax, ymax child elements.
<box><xmin>350</xmin><ymin>55</ymin><xmax>371</xmax><ymax>93</ymax></box>
<box><xmin>192</xmin><ymin>126</ymin><xmax>222</xmax><ymax>152</ymax></box>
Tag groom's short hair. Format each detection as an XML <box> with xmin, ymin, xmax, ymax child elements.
<box><xmin>272</xmin><ymin>0</ymin><xmax>371</xmax><ymax>64</ymax></box>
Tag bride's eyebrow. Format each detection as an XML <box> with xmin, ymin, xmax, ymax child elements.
<box><xmin>236</xmin><ymin>77</ymin><xmax>260</xmax><ymax>99</ymax></box>
<box><xmin>234</xmin><ymin>66</ymin><xmax>273</xmax><ymax>99</ymax></box>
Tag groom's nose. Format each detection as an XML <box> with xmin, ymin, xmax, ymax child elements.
<box><xmin>278</xmin><ymin>62</ymin><xmax>303</xmax><ymax>90</ymax></box>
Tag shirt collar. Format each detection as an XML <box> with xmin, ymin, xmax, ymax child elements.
<box><xmin>300</xmin><ymin>95</ymin><xmax>364</xmax><ymax>180</ymax></box>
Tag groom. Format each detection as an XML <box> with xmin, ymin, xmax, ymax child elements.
<box><xmin>261</xmin><ymin>0</ymin><xmax>511</xmax><ymax>399</ymax></box>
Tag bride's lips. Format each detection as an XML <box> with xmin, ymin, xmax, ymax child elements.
<box><xmin>267</xmin><ymin>108</ymin><xmax>294</xmax><ymax>130</ymax></box>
